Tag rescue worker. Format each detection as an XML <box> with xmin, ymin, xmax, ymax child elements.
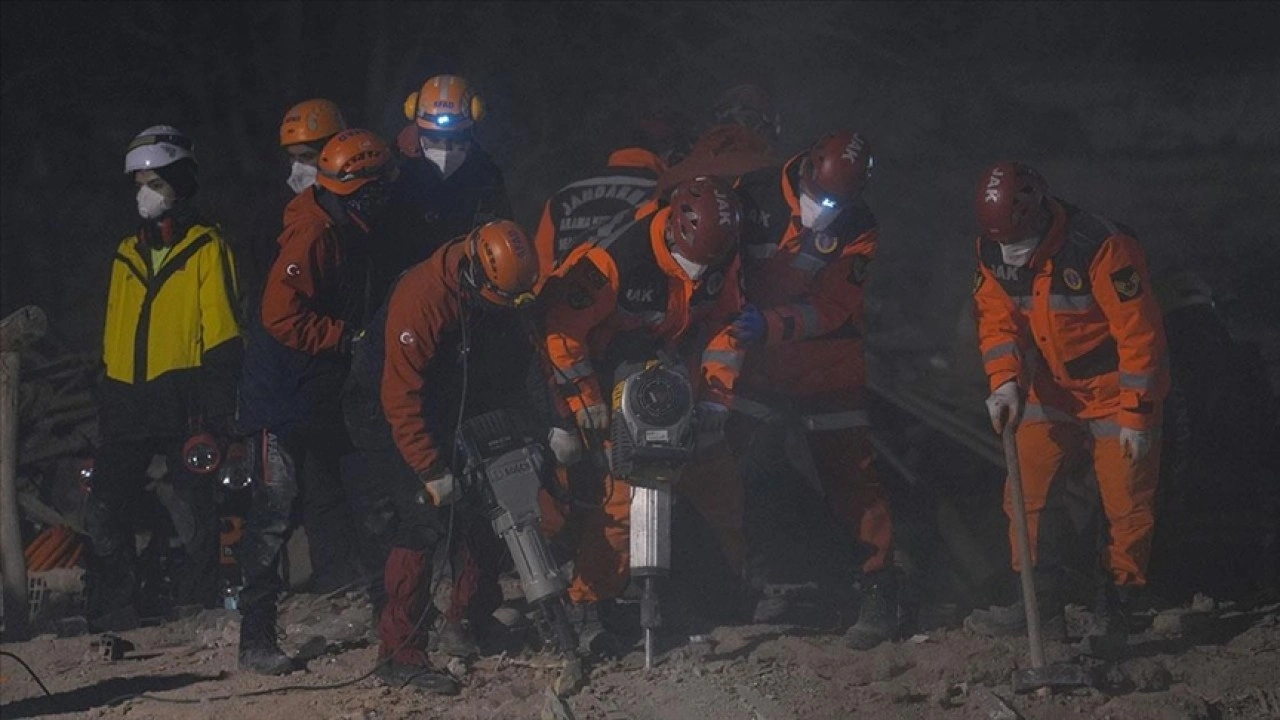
<box><xmin>964</xmin><ymin>162</ymin><xmax>1169</xmax><ymax>658</ymax></box>
<box><xmin>389</xmin><ymin>74</ymin><xmax>512</xmax><ymax>268</ymax></box>
<box><xmin>234</xmin><ymin>129</ymin><xmax>398</xmax><ymax>674</ymax></box>
<box><xmin>244</xmin><ymin>99</ymin><xmax>348</xmax><ymax>308</ymax></box>
<box><xmin>370</xmin><ymin>220</ymin><xmax>541</xmax><ymax>694</ymax></box>
<box><xmin>731</xmin><ymin>130</ymin><xmax>894</xmax><ymax>650</ymax></box>
<box><xmin>87</xmin><ymin>125</ymin><xmax>242</xmax><ymax>630</ymax></box>
<box><xmin>541</xmin><ymin>176</ymin><xmax>749</xmax><ymax>649</ymax></box>
<box><xmin>533</xmin><ymin>145</ymin><xmax>667</xmax><ymax>290</ymax></box>
<box><xmin>653</xmin><ymin>83</ymin><xmax>781</xmax><ymax>199</ymax></box>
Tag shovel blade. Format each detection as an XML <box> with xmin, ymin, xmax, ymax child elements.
<box><xmin>1011</xmin><ymin>663</ymin><xmax>1091</xmax><ymax>694</ymax></box>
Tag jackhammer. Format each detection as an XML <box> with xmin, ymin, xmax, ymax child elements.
<box><xmin>609</xmin><ymin>360</ymin><xmax>697</xmax><ymax>669</ymax></box>
<box><xmin>453</xmin><ymin>409</ymin><xmax>579</xmax><ymax>656</ymax></box>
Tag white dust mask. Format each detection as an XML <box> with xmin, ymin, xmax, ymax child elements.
<box><xmin>136</xmin><ymin>185</ymin><xmax>172</xmax><ymax>220</ymax></box>
<box><xmin>1000</xmin><ymin>235</ymin><xmax>1042</xmax><ymax>267</ymax></box>
<box><xmin>671</xmin><ymin>250</ymin><xmax>709</xmax><ymax>281</ymax></box>
<box><xmin>798</xmin><ymin>193</ymin><xmax>839</xmax><ymax>231</ymax></box>
<box><xmin>286</xmin><ymin>161</ymin><xmax>318</xmax><ymax>194</ymax></box>
<box><xmin>422</xmin><ymin>144</ymin><xmax>468</xmax><ymax>179</ymax></box>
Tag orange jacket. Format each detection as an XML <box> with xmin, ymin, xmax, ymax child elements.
<box><xmin>735</xmin><ymin>154</ymin><xmax>877</xmax><ymax>404</ymax></box>
<box><xmin>260</xmin><ymin>187</ymin><xmax>366</xmax><ymax>354</ymax></box>
<box><xmin>533</xmin><ymin>148</ymin><xmax>665</xmax><ymax>288</ymax></box>
<box><xmin>542</xmin><ymin>206</ymin><xmax>745</xmax><ymax>413</ymax></box>
<box><xmin>653</xmin><ymin>124</ymin><xmax>777</xmax><ymax>200</ymax></box>
<box><xmin>973</xmin><ymin>198</ymin><xmax>1170</xmax><ymax>430</ymax></box>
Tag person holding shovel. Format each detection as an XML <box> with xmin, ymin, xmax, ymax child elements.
<box><xmin>966</xmin><ymin>161</ymin><xmax>1169</xmax><ymax>658</ymax></box>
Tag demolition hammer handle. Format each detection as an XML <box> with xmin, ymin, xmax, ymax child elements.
<box><xmin>1003</xmin><ymin>425</ymin><xmax>1047</xmax><ymax>670</ymax></box>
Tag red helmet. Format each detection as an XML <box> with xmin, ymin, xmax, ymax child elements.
<box><xmin>974</xmin><ymin>162</ymin><xmax>1047</xmax><ymax>243</ymax></box>
<box><xmin>665</xmin><ymin>176</ymin><xmax>742</xmax><ymax>264</ymax></box>
<box><xmin>316</xmin><ymin>129</ymin><xmax>394</xmax><ymax>195</ymax></box>
<box><xmin>464</xmin><ymin>220</ymin><xmax>540</xmax><ymax>307</ymax></box>
<box><xmin>799</xmin><ymin>130</ymin><xmax>873</xmax><ymax>205</ymax></box>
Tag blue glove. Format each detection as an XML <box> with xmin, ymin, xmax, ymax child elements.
<box><xmin>730</xmin><ymin>304</ymin><xmax>767</xmax><ymax>345</ymax></box>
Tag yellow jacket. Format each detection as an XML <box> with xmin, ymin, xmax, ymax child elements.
<box><xmin>100</xmin><ymin>222</ymin><xmax>243</xmax><ymax>438</ymax></box>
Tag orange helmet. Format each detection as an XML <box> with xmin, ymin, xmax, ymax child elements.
<box><xmin>408</xmin><ymin>74</ymin><xmax>486</xmax><ymax>132</ymax></box>
<box><xmin>463</xmin><ymin>220</ymin><xmax>539</xmax><ymax>307</ymax></box>
<box><xmin>279</xmin><ymin>99</ymin><xmax>347</xmax><ymax>147</ymax></box>
<box><xmin>316</xmin><ymin>129</ymin><xmax>393</xmax><ymax>195</ymax></box>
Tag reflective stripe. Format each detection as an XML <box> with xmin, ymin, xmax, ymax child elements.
<box><xmin>795</xmin><ymin>304</ymin><xmax>819</xmax><ymax>339</ymax></box>
<box><xmin>1020</xmin><ymin>402</ymin><xmax>1078</xmax><ymax>425</ymax></box>
<box><xmin>560</xmin><ymin>175</ymin><xmax>657</xmax><ymax>191</ymax></box>
<box><xmin>745</xmin><ymin>244</ymin><xmax>777</xmax><ymax>260</ymax></box>
<box><xmin>790</xmin><ymin>253</ymin><xmax>828</xmax><ymax>274</ymax></box>
<box><xmin>983</xmin><ymin>342</ymin><xmax>1017</xmax><ymax>363</ymax></box>
<box><xmin>556</xmin><ymin>361</ymin><xmax>594</xmax><ymax>383</ymax></box>
<box><xmin>803</xmin><ymin>410</ymin><xmax>869</xmax><ymax>431</ymax></box>
<box><xmin>702</xmin><ymin>349</ymin><xmax>744</xmax><ymax>371</ymax></box>
<box><xmin>1089</xmin><ymin>419</ymin><xmax>1121</xmax><ymax>438</ymax></box>
<box><xmin>1049</xmin><ymin>294</ymin><xmax>1096</xmax><ymax>312</ymax></box>
<box><xmin>1010</xmin><ymin>295</ymin><xmax>1033</xmax><ymax>311</ymax></box>
<box><xmin>1119</xmin><ymin>372</ymin><xmax>1155</xmax><ymax>391</ymax></box>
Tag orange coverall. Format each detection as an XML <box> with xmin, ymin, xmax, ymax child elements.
<box><xmin>542</xmin><ymin>205</ymin><xmax>748</xmax><ymax>602</ymax></box>
<box><xmin>973</xmin><ymin>197</ymin><xmax>1170</xmax><ymax>586</ymax></box>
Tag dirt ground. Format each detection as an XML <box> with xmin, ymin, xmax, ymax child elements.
<box><xmin>2</xmin><ymin>584</ymin><xmax>1278</xmax><ymax>720</ymax></box>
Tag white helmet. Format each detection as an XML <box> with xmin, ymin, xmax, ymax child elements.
<box><xmin>124</xmin><ymin>125</ymin><xmax>195</xmax><ymax>174</ymax></box>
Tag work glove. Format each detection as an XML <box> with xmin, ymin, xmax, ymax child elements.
<box><xmin>575</xmin><ymin>404</ymin><xmax>611</xmax><ymax>434</ymax></box>
<box><xmin>1119</xmin><ymin>427</ymin><xmax>1152</xmax><ymax>463</ymax></box>
<box><xmin>419</xmin><ymin>470</ymin><xmax>460</xmax><ymax>507</ymax></box>
<box><xmin>729</xmin><ymin>304</ymin><xmax>767</xmax><ymax>346</ymax></box>
<box><xmin>548</xmin><ymin>426</ymin><xmax>584</xmax><ymax>467</ymax></box>
<box><xmin>984</xmin><ymin>380</ymin><xmax>1023</xmax><ymax>435</ymax></box>
<box><xmin>695</xmin><ymin>401</ymin><xmax>730</xmax><ymax>451</ymax></box>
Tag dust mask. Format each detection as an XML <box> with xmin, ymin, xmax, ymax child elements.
<box><xmin>1000</xmin><ymin>235</ymin><xmax>1042</xmax><ymax>267</ymax></box>
<box><xmin>671</xmin><ymin>250</ymin><xmax>709</xmax><ymax>281</ymax></box>
<box><xmin>286</xmin><ymin>161</ymin><xmax>318</xmax><ymax>194</ymax></box>
<box><xmin>136</xmin><ymin>185</ymin><xmax>172</xmax><ymax>220</ymax></box>
<box><xmin>798</xmin><ymin>193</ymin><xmax>839</xmax><ymax>231</ymax></box>
<box><xmin>422</xmin><ymin>143</ymin><xmax>468</xmax><ymax>179</ymax></box>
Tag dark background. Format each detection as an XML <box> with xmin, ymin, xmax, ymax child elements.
<box><xmin>3</xmin><ymin>1</ymin><xmax>1279</xmax><ymax>382</ymax></box>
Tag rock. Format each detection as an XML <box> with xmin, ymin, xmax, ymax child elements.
<box><xmin>1094</xmin><ymin>690</ymin><xmax>1212</xmax><ymax>720</ymax></box>
<box><xmin>968</xmin><ymin>685</ymin><xmax>1021</xmax><ymax>719</ymax></box>
<box><xmin>1123</xmin><ymin>659</ymin><xmax>1173</xmax><ymax>692</ymax></box>
<box><xmin>541</xmin><ymin>688</ymin><xmax>577</xmax><ymax>720</ymax></box>
<box><xmin>445</xmin><ymin>656</ymin><xmax>469</xmax><ymax>680</ymax></box>
<box><xmin>492</xmin><ymin>606</ymin><xmax>524</xmax><ymax>627</ymax></box>
<box><xmin>1189</xmin><ymin>593</ymin><xmax>1216</xmax><ymax>614</ymax></box>
<box><xmin>554</xmin><ymin>656</ymin><xmax>586</xmax><ymax>697</ymax></box>
<box><xmin>1152</xmin><ymin>609</ymin><xmax>1187</xmax><ymax>635</ymax></box>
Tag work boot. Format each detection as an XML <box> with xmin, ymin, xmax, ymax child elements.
<box><xmin>964</xmin><ymin>570</ymin><xmax>1066</xmax><ymax>640</ymax></box>
<box><xmin>375</xmin><ymin>660</ymin><xmax>460</xmax><ymax>695</ymax></box>
<box><xmin>431</xmin><ymin>617</ymin><xmax>480</xmax><ymax>659</ymax></box>
<box><xmin>845</xmin><ymin>572</ymin><xmax>898</xmax><ymax>650</ymax></box>
<box><xmin>238</xmin><ymin>606</ymin><xmax>294</xmax><ymax>675</ymax></box>
<box><xmin>569</xmin><ymin>601</ymin><xmax>624</xmax><ymax>658</ymax></box>
<box><xmin>1079</xmin><ymin>584</ymin><xmax>1130</xmax><ymax>659</ymax></box>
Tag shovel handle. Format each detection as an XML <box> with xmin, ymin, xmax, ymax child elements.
<box><xmin>1003</xmin><ymin>426</ymin><xmax>1047</xmax><ymax>670</ymax></box>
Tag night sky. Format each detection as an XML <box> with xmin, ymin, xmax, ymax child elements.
<box><xmin>3</xmin><ymin>1</ymin><xmax>1278</xmax><ymax>358</ymax></box>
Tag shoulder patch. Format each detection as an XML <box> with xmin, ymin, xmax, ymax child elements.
<box><xmin>1110</xmin><ymin>266</ymin><xmax>1143</xmax><ymax>301</ymax></box>
<box><xmin>972</xmin><ymin>269</ymin><xmax>985</xmax><ymax>295</ymax></box>
<box><xmin>1062</xmin><ymin>267</ymin><xmax>1083</xmax><ymax>291</ymax></box>
<box><xmin>849</xmin><ymin>256</ymin><xmax>871</xmax><ymax>286</ymax></box>
<box><xmin>814</xmin><ymin>232</ymin><xmax>839</xmax><ymax>255</ymax></box>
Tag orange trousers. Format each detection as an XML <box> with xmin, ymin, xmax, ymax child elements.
<box><xmin>540</xmin><ymin>445</ymin><xmax>746</xmax><ymax>604</ymax></box>
<box><xmin>1007</xmin><ymin>408</ymin><xmax>1162</xmax><ymax>587</ymax></box>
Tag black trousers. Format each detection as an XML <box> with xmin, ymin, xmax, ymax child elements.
<box><xmin>84</xmin><ymin>437</ymin><xmax>218</xmax><ymax>619</ymax></box>
<box><xmin>238</xmin><ymin>426</ymin><xmax>380</xmax><ymax>613</ymax></box>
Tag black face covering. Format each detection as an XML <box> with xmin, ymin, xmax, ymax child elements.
<box><xmin>342</xmin><ymin>181</ymin><xmax>392</xmax><ymax>224</ymax></box>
